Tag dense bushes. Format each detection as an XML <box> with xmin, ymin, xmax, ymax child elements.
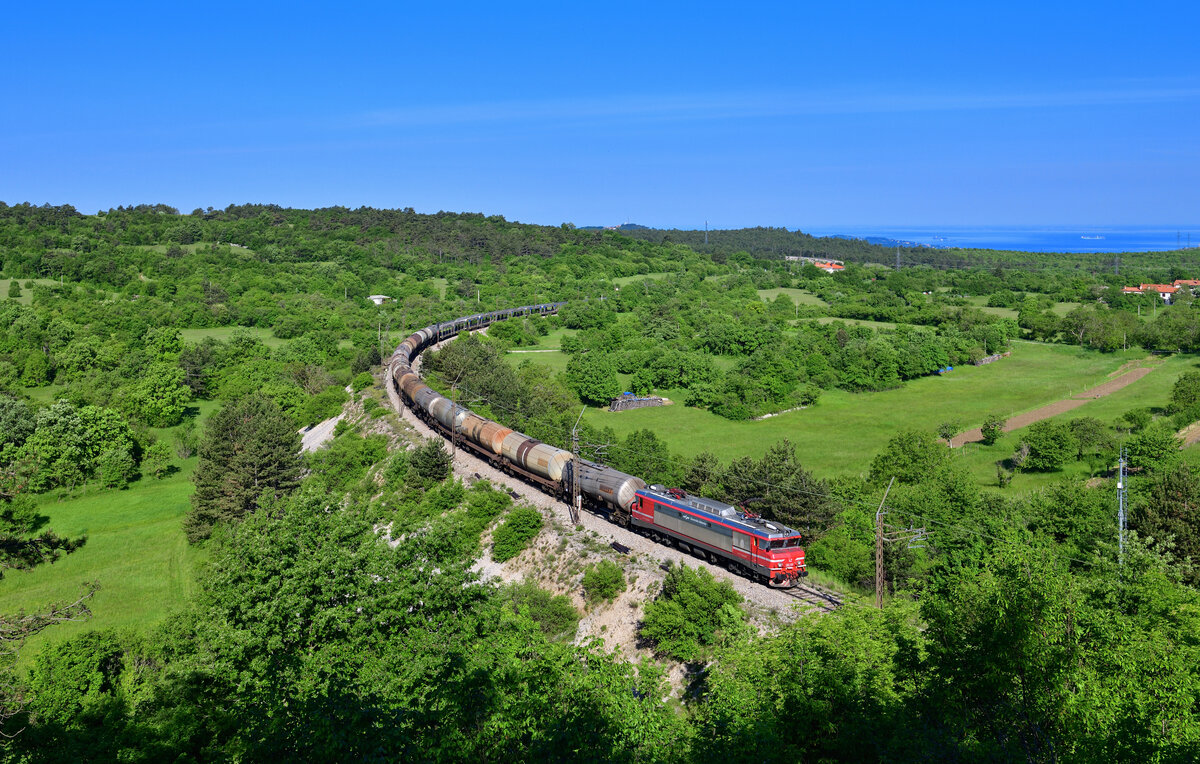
<box><xmin>20</xmin><ymin>401</ymin><xmax>139</xmax><ymax>491</ymax></box>
<box><xmin>640</xmin><ymin>563</ymin><xmax>746</xmax><ymax>661</ymax></box>
<box><xmin>491</xmin><ymin>506</ymin><xmax>543</xmax><ymax>562</ymax></box>
<box><xmin>504</xmin><ymin>581</ymin><xmax>579</xmax><ymax>640</ymax></box>
<box><xmin>306</xmin><ymin>434</ymin><xmax>388</xmax><ymax>492</ymax></box>
<box><xmin>1018</xmin><ymin>421</ymin><xmax>1078</xmax><ymax>471</ymax></box>
<box><xmin>409</xmin><ymin>437</ymin><xmax>453</xmax><ymax>482</ymax></box>
<box><xmin>582</xmin><ymin>559</ymin><xmax>626</xmax><ymax>603</ymax></box>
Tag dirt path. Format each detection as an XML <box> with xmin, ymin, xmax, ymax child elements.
<box><xmin>298</xmin><ymin>385</ymin><xmax>354</xmax><ymax>452</ymax></box>
<box><xmin>950</xmin><ymin>366</ymin><xmax>1154</xmax><ymax>447</ymax></box>
<box><xmin>300</xmin><ymin>414</ymin><xmax>342</xmax><ymax>452</ymax></box>
<box><xmin>1178</xmin><ymin>421</ymin><xmax>1200</xmax><ymax>448</ymax></box>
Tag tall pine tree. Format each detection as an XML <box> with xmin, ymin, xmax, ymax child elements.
<box><xmin>185</xmin><ymin>395</ymin><xmax>302</xmax><ymax>543</ymax></box>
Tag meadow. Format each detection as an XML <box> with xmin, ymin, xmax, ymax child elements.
<box><xmin>0</xmin><ymin>399</ymin><xmax>225</xmax><ymax>667</ymax></box>
<box><xmin>179</xmin><ymin>326</ymin><xmax>286</xmax><ymax>348</ymax></box>
<box><xmin>612</xmin><ymin>272</ymin><xmax>671</xmax><ymax>286</ymax></box>
<box><xmin>755</xmin><ymin>287</ymin><xmax>830</xmax><ymax>306</ymax></box>
<box><xmin>1</xmin><ymin>278</ymin><xmax>58</xmax><ymax>306</ymax></box>
<box><xmin>556</xmin><ymin>341</ymin><xmax>1187</xmax><ymax>490</ymax></box>
<box><xmin>0</xmin><ymin>464</ymin><xmax>203</xmax><ymax>668</ymax></box>
<box><xmin>962</xmin><ymin>295</ymin><xmax>1083</xmax><ymax>320</ymax></box>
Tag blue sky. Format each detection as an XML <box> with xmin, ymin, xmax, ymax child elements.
<box><xmin>2</xmin><ymin>2</ymin><xmax>1197</xmax><ymax>227</ymax></box>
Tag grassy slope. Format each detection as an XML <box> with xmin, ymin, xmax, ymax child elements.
<box><xmin>1</xmin><ymin>279</ymin><xmax>58</xmax><ymax>306</ymax></box>
<box><xmin>566</xmin><ymin>342</ymin><xmax>1159</xmax><ymax>479</ymax></box>
<box><xmin>612</xmin><ymin>272</ymin><xmax>670</xmax><ymax>286</ymax></box>
<box><xmin>179</xmin><ymin>326</ymin><xmax>285</xmax><ymax>348</ymax></box>
<box><xmin>0</xmin><ymin>400</ymin><xmax>225</xmax><ymax>667</ymax></box>
<box><xmin>0</xmin><ymin>464</ymin><xmax>203</xmax><ymax>667</ymax></box>
<box><xmin>756</xmin><ymin>287</ymin><xmax>829</xmax><ymax>306</ymax></box>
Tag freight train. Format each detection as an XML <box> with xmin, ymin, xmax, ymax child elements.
<box><xmin>388</xmin><ymin>302</ymin><xmax>807</xmax><ymax>587</ymax></box>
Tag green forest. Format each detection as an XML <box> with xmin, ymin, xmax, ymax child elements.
<box><xmin>2</xmin><ymin>202</ymin><xmax>1200</xmax><ymax>762</ymax></box>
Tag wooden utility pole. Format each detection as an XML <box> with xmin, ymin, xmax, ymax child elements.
<box><xmin>875</xmin><ymin>478</ymin><xmax>894</xmax><ymax>609</ymax></box>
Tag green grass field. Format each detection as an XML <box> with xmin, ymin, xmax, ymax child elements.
<box><xmin>1</xmin><ymin>279</ymin><xmax>58</xmax><ymax>306</ymax></box>
<box><xmin>756</xmin><ymin>287</ymin><xmax>829</xmax><ymax>306</ymax></box>
<box><xmin>579</xmin><ymin>343</ymin><xmax>1156</xmax><ymax>477</ymax></box>
<box><xmin>798</xmin><ymin>316</ymin><xmax>899</xmax><ymax>330</ymax></box>
<box><xmin>0</xmin><ymin>464</ymin><xmax>203</xmax><ymax>668</ymax></box>
<box><xmin>179</xmin><ymin>326</ymin><xmax>285</xmax><ymax>348</ymax></box>
<box><xmin>504</xmin><ymin>326</ymin><xmax>577</xmax><ymax>351</ymax></box>
<box><xmin>962</xmin><ymin>296</ymin><xmax>1082</xmax><ymax>320</ymax></box>
<box><xmin>0</xmin><ymin>397</ymin><xmax>232</xmax><ymax>668</ymax></box>
<box><xmin>613</xmin><ymin>272</ymin><xmax>671</xmax><ymax>286</ymax></box>
<box><xmin>499</xmin><ymin>330</ymin><xmax>1194</xmax><ymax>492</ymax></box>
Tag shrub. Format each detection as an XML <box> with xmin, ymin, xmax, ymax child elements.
<box><xmin>351</xmin><ymin>371</ymin><xmax>374</xmax><ymax>392</ymax></box>
<box><xmin>1019</xmin><ymin>420</ymin><xmax>1078</xmax><ymax>472</ymax></box>
<box><xmin>1126</xmin><ymin>424</ymin><xmax>1182</xmax><ymax>471</ymax></box>
<box><xmin>307</xmin><ymin>434</ymin><xmax>388</xmax><ymax>491</ymax></box>
<box><xmin>143</xmin><ymin>441</ymin><xmax>172</xmax><ymax>479</ymax></box>
<box><xmin>1117</xmin><ymin>408</ymin><xmax>1152</xmax><ymax>434</ymax></box>
<box><xmin>410</xmin><ymin>437</ymin><xmax>452</xmax><ymax>482</ymax></box>
<box><xmin>465</xmin><ymin>481</ymin><xmax>511</xmax><ymax>524</ymax></box>
<box><xmin>980</xmin><ymin>413</ymin><xmax>1006</xmax><ymax>445</ymax></box>
<box><xmin>582</xmin><ymin>559</ymin><xmax>626</xmax><ymax>603</ymax></box>
<box><xmin>492</xmin><ymin>506</ymin><xmax>543</xmax><ymax>562</ymax></box>
<box><xmin>298</xmin><ymin>386</ymin><xmax>348</xmax><ymax>427</ymax></box>
<box><xmin>505</xmin><ymin>581</ymin><xmax>579</xmax><ymax>641</ymax></box>
<box><xmin>640</xmin><ymin>563</ymin><xmax>747</xmax><ymax>661</ymax></box>
<box><xmin>1173</xmin><ymin>404</ymin><xmax>1200</xmax><ymax>431</ymax></box>
<box><xmin>173</xmin><ymin>420</ymin><xmax>198</xmax><ymax>458</ymax></box>
<box><xmin>97</xmin><ymin>447</ymin><xmax>136</xmax><ymax>489</ymax></box>
<box><xmin>26</xmin><ymin>631</ymin><xmax>128</xmax><ymax>727</ymax></box>
<box><xmin>1170</xmin><ymin>371</ymin><xmax>1200</xmax><ymax>413</ymax></box>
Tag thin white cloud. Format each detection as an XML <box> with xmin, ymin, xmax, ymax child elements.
<box><xmin>348</xmin><ymin>82</ymin><xmax>1200</xmax><ymax>129</ymax></box>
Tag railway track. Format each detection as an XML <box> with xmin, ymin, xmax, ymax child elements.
<box><xmin>785</xmin><ymin>582</ymin><xmax>843</xmax><ymax>612</ymax></box>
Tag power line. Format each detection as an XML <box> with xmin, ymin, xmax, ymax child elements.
<box><xmin>585</xmin><ymin>438</ymin><xmax>1107</xmax><ymax>570</ymax></box>
<box><xmin>410</xmin><ymin>343</ymin><xmax>1111</xmax><ymax>572</ymax></box>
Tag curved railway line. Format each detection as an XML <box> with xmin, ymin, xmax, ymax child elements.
<box><xmin>389</xmin><ymin>301</ymin><xmax>830</xmax><ymax>599</ymax></box>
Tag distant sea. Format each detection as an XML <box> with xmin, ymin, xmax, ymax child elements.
<box><xmin>802</xmin><ymin>225</ymin><xmax>1200</xmax><ymax>254</ymax></box>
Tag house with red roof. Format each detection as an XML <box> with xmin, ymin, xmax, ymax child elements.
<box><xmin>1140</xmin><ymin>284</ymin><xmax>1177</xmax><ymax>302</ymax></box>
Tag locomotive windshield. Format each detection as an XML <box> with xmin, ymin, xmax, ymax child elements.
<box><xmin>768</xmin><ymin>537</ymin><xmax>802</xmax><ymax>550</ymax></box>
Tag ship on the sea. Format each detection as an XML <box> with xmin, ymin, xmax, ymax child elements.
<box><xmin>1081</xmin><ymin>235</ymin><xmax>1105</xmax><ymax>240</ymax></box>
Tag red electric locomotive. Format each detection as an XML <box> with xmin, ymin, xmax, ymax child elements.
<box><xmin>631</xmin><ymin>485</ymin><xmax>806</xmax><ymax>588</ymax></box>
